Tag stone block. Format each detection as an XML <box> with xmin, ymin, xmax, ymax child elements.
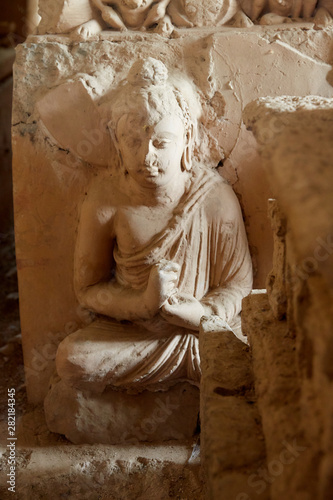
<box><xmin>242</xmin><ymin>291</ymin><xmax>311</xmax><ymax>499</ymax></box>
<box><xmin>1</xmin><ymin>407</ymin><xmax>203</xmax><ymax>500</ymax></box>
<box><xmin>44</xmin><ymin>378</ymin><xmax>199</xmax><ymax>444</ymax></box>
<box><xmin>199</xmin><ymin>316</ymin><xmax>267</xmax><ymax>500</ymax></box>
<box><xmin>243</xmin><ymin>96</ymin><xmax>333</xmax><ymax>271</ymax></box>
<box><xmin>243</xmin><ymin>98</ymin><xmax>333</xmax><ymax>498</ymax></box>
<box><xmin>242</xmin><ymin>293</ymin><xmax>299</xmax><ymax>431</ymax></box>
<box><xmin>199</xmin><ymin>316</ymin><xmax>253</xmax><ymax>392</ymax></box>
<box><xmin>266</xmin><ymin>198</ymin><xmax>287</xmax><ymax>320</ymax></box>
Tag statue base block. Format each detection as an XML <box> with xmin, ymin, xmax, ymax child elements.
<box><xmin>44</xmin><ymin>378</ymin><xmax>199</xmax><ymax>444</ymax></box>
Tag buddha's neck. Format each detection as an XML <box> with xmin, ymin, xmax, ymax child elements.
<box><xmin>127</xmin><ymin>173</ymin><xmax>191</xmax><ymax>208</ymax></box>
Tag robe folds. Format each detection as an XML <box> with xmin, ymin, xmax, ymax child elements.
<box><xmin>56</xmin><ymin>166</ymin><xmax>253</xmax><ymax>393</ymax></box>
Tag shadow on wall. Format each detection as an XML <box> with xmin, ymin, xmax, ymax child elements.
<box><xmin>0</xmin><ymin>48</ymin><xmax>15</xmax><ymax>234</ymax></box>
<box><xmin>0</xmin><ymin>0</ymin><xmax>38</xmax><ymax>233</ymax></box>
<box><xmin>0</xmin><ymin>0</ymin><xmax>35</xmax><ymax>423</ymax></box>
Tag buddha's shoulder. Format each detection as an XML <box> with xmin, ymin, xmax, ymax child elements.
<box><xmin>200</xmin><ymin>170</ymin><xmax>242</xmax><ymax>222</ymax></box>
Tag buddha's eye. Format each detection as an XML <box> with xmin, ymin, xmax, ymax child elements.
<box><xmin>152</xmin><ymin>138</ymin><xmax>171</xmax><ymax>149</ymax></box>
<box><xmin>123</xmin><ymin>135</ymin><xmax>142</xmax><ymax>149</ymax></box>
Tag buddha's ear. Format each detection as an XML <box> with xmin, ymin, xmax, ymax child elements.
<box><xmin>109</xmin><ymin>122</ymin><xmax>123</xmax><ymax>169</ymax></box>
<box><xmin>181</xmin><ymin>124</ymin><xmax>194</xmax><ymax>172</ymax></box>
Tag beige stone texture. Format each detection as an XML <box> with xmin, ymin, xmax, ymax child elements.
<box><xmin>44</xmin><ymin>378</ymin><xmax>199</xmax><ymax>444</ymax></box>
<box><xmin>266</xmin><ymin>198</ymin><xmax>287</xmax><ymax>320</ymax></box>
<box><xmin>36</xmin><ymin>0</ymin><xmax>330</xmax><ymax>34</ymax></box>
<box><xmin>1</xmin><ymin>405</ymin><xmax>203</xmax><ymax>499</ymax></box>
<box><xmin>242</xmin><ymin>292</ymin><xmax>306</xmax><ymax>499</ymax></box>
<box><xmin>46</xmin><ymin>58</ymin><xmax>252</xmax><ymax>402</ymax></box>
<box><xmin>243</xmin><ymin>97</ymin><xmax>333</xmax><ymax>499</ymax></box>
<box><xmin>13</xmin><ymin>27</ymin><xmax>333</xmax><ymax>402</ymax></box>
<box><xmin>243</xmin><ymin>96</ymin><xmax>333</xmax><ymax>282</ymax></box>
<box><xmin>314</xmin><ymin>6</ymin><xmax>333</xmax><ymax>28</ymax></box>
<box><xmin>38</xmin><ymin>0</ymin><xmax>95</xmax><ymax>34</ymax></box>
<box><xmin>37</xmin><ymin>0</ymin><xmax>238</xmax><ymax>33</ymax></box>
<box><xmin>199</xmin><ymin>316</ymin><xmax>267</xmax><ymax>500</ymax></box>
<box><xmin>40</xmin><ymin>56</ymin><xmax>252</xmax><ymax>444</ymax></box>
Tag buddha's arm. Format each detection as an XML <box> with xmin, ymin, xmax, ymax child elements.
<box><xmin>200</xmin><ymin>187</ymin><xmax>253</xmax><ymax>324</ymax></box>
<box><xmin>77</xmin><ymin>261</ymin><xmax>179</xmax><ymax>322</ymax></box>
<box><xmin>78</xmin><ymin>280</ymin><xmax>153</xmax><ymax>321</ymax></box>
<box><xmin>74</xmin><ymin>196</ymin><xmax>178</xmax><ymax>321</ymax></box>
<box><xmin>161</xmin><ymin>183</ymin><xmax>253</xmax><ymax>329</ymax></box>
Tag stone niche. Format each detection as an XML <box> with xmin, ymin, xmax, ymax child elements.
<box><xmin>12</xmin><ymin>7</ymin><xmax>333</xmax><ymax>419</ymax></box>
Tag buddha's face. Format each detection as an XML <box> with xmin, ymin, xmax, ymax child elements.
<box><xmin>116</xmin><ymin>113</ymin><xmax>186</xmax><ymax>189</ymax></box>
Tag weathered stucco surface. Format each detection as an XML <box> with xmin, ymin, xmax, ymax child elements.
<box><xmin>36</xmin><ymin>0</ymin><xmax>333</xmax><ymax>35</ymax></box>
<box><xmin>12</xmin><ymin>26</ymin><xmax>333</xmax><ymax>402</ymax></box>
<box><xmin>242</xmin><ymin>96</ymin><xmax>333</xmax><ymax>500</ymax></box>
<box><xmin>199</xmin><ymin>95</ymin><xmax>333</xmax><ymax>499</ymax></box>
<box><xmin>0</xmin><ymin>405</ymin><xmax>203</xmax><ymax>500</ymax></box>
<box><xmin>199</xmin><ymin>314</ymin><xmax>267</xmax><ymax>500</ymax></box>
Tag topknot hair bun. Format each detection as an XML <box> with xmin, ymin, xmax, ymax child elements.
<box><xmin>127</xmin><ymin>58</ymin><xmax>168</xmax><ymax>87</ymax></box>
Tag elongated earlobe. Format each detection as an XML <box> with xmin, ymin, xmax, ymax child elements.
<box><xmin>181</xmin><ymin>126</ymin><xmax>193</xmax><ymax>172</ymax></box>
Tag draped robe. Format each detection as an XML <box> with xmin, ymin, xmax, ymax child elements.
<box><xmin>56</xmin><ymin>166</ymin><xmax>253</xmax><ymax>393</ymax></box>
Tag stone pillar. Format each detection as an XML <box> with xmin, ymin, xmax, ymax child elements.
<box><xmin>243</xmin><ymin>96</ymin><xmax>333</xmax><ymax>499</ymax></box>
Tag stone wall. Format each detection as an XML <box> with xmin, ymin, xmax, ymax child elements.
<box><xmin>201</xmin><ymin>96</ymin><xmax>333</xmax><ymax>499</ymax></box>
<box><xmin>242</xmin><ymin>96</ymin><xmax>333</xmax><ymax>499</ymax></box>
<box><xmin>0</xmin><ymin>0</ymin><xmax>37</xmax><ymax>232</ymax></box>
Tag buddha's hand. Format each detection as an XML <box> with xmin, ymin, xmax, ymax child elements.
<box><xmin>144</xmin><ymin>260</ymin><xmax>180</xmax><ymax>317</ymax></box>
<box><xmin>160</xmin><ymin>293</ymin><xmax>205</xmax><ymax>331</ymax></box>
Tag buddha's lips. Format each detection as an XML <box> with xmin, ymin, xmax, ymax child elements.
<box><xmin>144</xmin><ymin>169</ymin><xmax>159</xmax><ymax>177</ymax></box>
<box><xmin>140</xmin><ymin>165</ymin><xmax>161</xmax><ymax>176</ymax></box>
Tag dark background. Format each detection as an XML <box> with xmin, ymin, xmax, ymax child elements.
<box><xmin>0</xmin><ymin>0</ymin><xmax>32</xmax><ymax>418</ymax></box>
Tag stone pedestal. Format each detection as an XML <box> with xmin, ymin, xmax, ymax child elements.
<box><xmin>2</xmin><ymin>408</ymin><xmax>203</xmax><ymax>499</ymax></box>
<box><xmin>45</xmin><ymin>378</ymin><xmax>199</xmax><ymax>444</ymax></box>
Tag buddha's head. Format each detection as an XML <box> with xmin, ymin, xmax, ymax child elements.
<box><xmin>109</xmin><ymin>58</ymin><xmax>200</xmax><ymax>189</ymax></box>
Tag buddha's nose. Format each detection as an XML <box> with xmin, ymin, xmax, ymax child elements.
<box><xmin>144</xmin><ymin>143</ymin><xmax>156</xmax><ymax>167</ymax></box>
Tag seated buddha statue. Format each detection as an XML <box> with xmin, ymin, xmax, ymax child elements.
<box><xmin>54</xmin><ymin>58</ymin><xmax>253</xmax><ymax>397</ymax></box>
